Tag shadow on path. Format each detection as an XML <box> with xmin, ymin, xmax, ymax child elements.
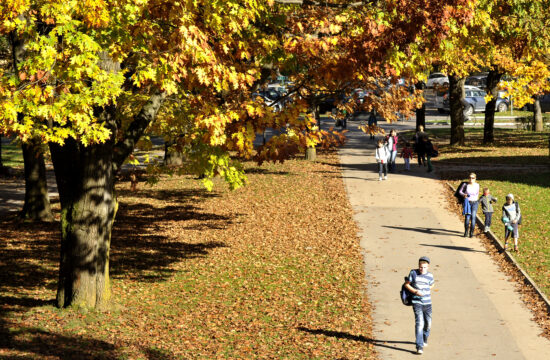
<box><xmin>382</xmin><ymin>225</ymin><xmax>463</xmax><ymax>236</ymax></box>
<box><xmin>420</xmin><ymin>243</ymin><xmax>487</xmax><ymax>253</ymax></box>
<box><xmin>297</xmin><ymin>327</ymin><xmax>417</xmax><ymax>355</ymax></box>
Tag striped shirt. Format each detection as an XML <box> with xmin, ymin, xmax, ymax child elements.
<box><xmin>408</xmin><ymin>269</ymin><xmax>435</xmax><ymax>305</ymax></box>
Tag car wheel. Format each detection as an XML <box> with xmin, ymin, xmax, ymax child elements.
<box><xmin>464</xmin><ymin>104</ymin><xmax>474</xmax><ymax>117</ymax></box>
<box><xmin>497</xmin><ymin>102</ymin><xmax>508</xmax><ymax>112</ymax></box>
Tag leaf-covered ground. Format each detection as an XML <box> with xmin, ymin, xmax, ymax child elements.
<box><xmin>0</xmin><ymin>153</ymin><xmax>376</xmax><ymax>359</ymax></box>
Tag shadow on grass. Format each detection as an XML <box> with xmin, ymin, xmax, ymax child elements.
<box><xmin>436</xmin><ymin>155</ymin><xmax>550</xmax><ymax>166</ymax></box>
<box><xmin>0</xmin><ymin>326</ymin><xmax>120</xmax><ymax>360</ymax></box>
<box><xmin>297</xmin><ymin>327</ymin><xmax>416</xmax><ymax>354</ymax></box>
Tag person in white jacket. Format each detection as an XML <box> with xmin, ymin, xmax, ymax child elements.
<box><xmin>375</xmin><ymin>139</ymin><xmax>390</xmax><ymax>180</ymax></box>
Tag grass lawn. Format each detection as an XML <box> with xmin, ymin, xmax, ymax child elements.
<box><xmin>0</xmin><ymin>153</ymin><xmax>375</xmax><ymax>359</ymax></box>
<box><xmin>420</xmin><ymin>127</ymin><xmax>550</xmax><ymax>298</ymax></box>
<box><xmin>446</xmin><ymin>173</ymin><xmax>550</xmax><ymax>298</ymax></box>
<box><xmin>1</xmin><ymin>142</ymin><xmax>24</xmax><ymax>168</ymax></box>
<box><xmin>399</xmin><ymin>128</ymin><xmax>550</xmax><ymax>165</ymax></box>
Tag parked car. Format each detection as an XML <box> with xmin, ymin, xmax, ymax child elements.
<box><xmin>426</xmin><ymin>72</ymin><xmax>449</xmax><ymax>88</ymax></box>
<box><xmin>442</xmin><ymin>86</ymin><xmax>510</xmax><ymax>116</ymax></box>
<box><xmin>465</xmin><ymin>73</ymin><xmax>488</xmax><ymax>87</ymax></box>
<box><xmin>522</xmin><ymin>94</ymin><xmax>550</xmax><ymax>113</ymax></box>
<box><xmin>252</xmin><ymin>89</ymin><xmax>284</xmax><ymax>112</ymax></box>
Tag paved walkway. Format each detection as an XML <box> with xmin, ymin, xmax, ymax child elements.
<box><xmin>339</xmin><ymin>120</ymin><xmax>550</xmax><ymax>359</ymax></box>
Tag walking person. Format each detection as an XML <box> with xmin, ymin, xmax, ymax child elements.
<box><xmin>375</xmin><ymin>139</ymin><xmax>389</xmax><ymax>181</ymax></box>
<box><xmin>404</xmin><ymin>256</ymin><xmax>435</xmax><ymax>355</ymax></box>
<box><xmin>458</xmin><ymin>172</ymin><xmax>480</xmax><ymax>237</ymax></box>
<box><xmin>368</xmin><ymin>110</ymin><xmax>378</xmax><ymax>140</ymax></box>
<box><xmin>421</xmin><ymin>136</ymin><xmax>435</xmax><ymax>173</ymax></box>
<box><xmin>401</xmin><ymin>142</ymin><xmax>414</xmax><ymax>171</ymax></box>
<box><xmin>502</xmin><ymin>194</ymin><xmax>521</xmax><ymax>252</ymax></box>
<box><xmin>414</xmin><ymin>125</ymin><xmax>426</xmax><ymax>166</ymax></box>
<box><xmin>386</xmin><ymin>129</ymin><xmax>398</xmax><ymax>172</ymax></box>
<box><xmin>479</xmin><ymin>187</ymin><xmax>497</xmax><ymax>232</ymax></box>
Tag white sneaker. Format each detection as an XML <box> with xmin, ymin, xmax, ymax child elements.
<box><xmin>379</xmin><ymin>177</ymin><xmax>383</xmax><ymax>181</ymax></box>
<box><xmin>384</xmin><ymin>176</ymin><xmax>387</xmax><ymax>180</ymax></box>
<box><xmin>417</xmin><ymin>348</ymin><xmax>423</xmax><ymax>354</ymax></box>
<box><xmin>423</xmin><ymin>342</ymin><xmax>428</xmax><ymax>347</ymax></box>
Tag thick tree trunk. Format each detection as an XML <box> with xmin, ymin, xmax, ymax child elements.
<box><xmin>415</xmin><ymin>81</ymin><xmax>426</xmax><ymax>131</ymax></box>
<box><xmin>50</xmin><ymin>137</ymin><xmax>116</xmax><ymax>309</ymax></box>
<box><xmin>449</xmin><ymin>75</ymin><xmax>465</xmax><ymax>146</ymax></box>
<box><xmin>0</xmin><ymin>133</ymin><xmax>3</xmax><ymax>168</ymax></box>
<box><xmin>51</xmin><ymin>93</ymin><xmax>165</xmax><ymax>309</ymax></box>
<box><xmin>21</xmin><ymin>138</ymin><xmax>53</xmax><ymax>221</ymax></box>
<box><xmin>483</xmin><ymin>70</ymin><xmax>503</xmax><ymax>144</ymax></box>
<box><xmin>534</xmin><ymin>96</ymin><xmax>543</xmax><ymax>132</ymax></box>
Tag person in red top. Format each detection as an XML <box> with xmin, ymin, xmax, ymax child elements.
<box><xmin>401</xmin><ymin>142</ymin><xmax>414</xmax><ymax>171</ymax></box>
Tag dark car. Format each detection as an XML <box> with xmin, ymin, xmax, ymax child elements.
<box><xmin>252</xmin><ymin>89</ymin><xmax>284</xmax><ymax>112</ymax></box>
<box><xmin>465</xmin><ymin>73</ymin><xmax>488</xmax><ymax>87</ymax></box>
<box><xmin>522</xmin><ymin>94</ymin><xmax>550</xmax><ymax>113</ymax></box>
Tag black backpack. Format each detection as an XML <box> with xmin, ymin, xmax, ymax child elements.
<box><xmin>400</xmin><ymin>270</ymin><xmax>417</xmax><ymax>306</ymax></box>
<box><xmin>454</xmin><ymin>182</ymin><xmax>467</xmax><ymax>204</ymax></box>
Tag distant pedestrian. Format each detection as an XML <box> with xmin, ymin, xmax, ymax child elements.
<box><xmin>368</xmin><ymin>110</ymin><xmax>378</xmax><ymax>140</ymax></box>
<box><xmin>401</xmin><ymin>142</ymin><xmax>414</xmax><ymax>171</ymax></box>
<box><xmin>458</xmin><ymin>172</ymin><xmax>480</xmax><ymax>237</ymax></box>
<box><xmin>404</xmin><ymin>256</ymin><xmax>435</xmax><ymax>355</ymax></box>
<box><xmin>375</xmin><ymin>139</ymin><xmax>389</xmax><ymax>181</ymax></box>
<box><xmin>414</xmin><ymin>125</ymin><xmax>426</xmax><ymax>166</ymax></box>
<box><xmin>421</xmin><ymin>136</ymin><xmax>434</xmax><ymax>173</ymax></box>
<box><xmin>479</xmin><ymin>188</ymin><xmax>497</xmax><ymax>232</ymax></box>
<box><xmin>502</xmin><ymin>194</ymin><xmax>521</xmax><ymax>252</ymax></box>
<box><xmin>386</xmin><ymin>129</ymin><xmax>398</xmax><ymax>172</ymax></box>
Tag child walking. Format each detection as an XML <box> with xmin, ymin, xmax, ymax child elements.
<box><xmin>401</xmin><ymin>142</ymin><xmax>414</xmax><ymax>171</ymax></box>
<box><xmin>375</xmin><ymin>139</ymin><xmax>389</xmax><ymax>181</ymax></box>
<box><xmin>502</xmin><ymin>194</ymin><xmax>521</xmax><ymax>252</ymax></box>
<box><xmin>479</xmin><ymin>188</ymin><xmax>497</xmax><ymax>232</ymax></box>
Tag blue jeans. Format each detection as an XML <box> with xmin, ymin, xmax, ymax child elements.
<box><xmin>464</xmin><ymin>200</ymin><xmax>479</xmax><ymax>233</ymax></box>
<box><xmin>413</xmin><ymin>303</ymin><xmax>432</xmax><ymax>350</ymax></box>
<box><xmin>378</xmin><ymin>162</ymin><xmax>388</xmax><ymax>177</ymax></box>
<box><xmin>389</xmin><ymin>150</ymin><xmax>397</xmax><ymax>171</ymax></box>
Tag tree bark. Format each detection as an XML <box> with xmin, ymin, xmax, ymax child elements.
<box><xmin>0</xmin><ymin>133</ymin><xmax>3</xmax><ymax>168</ymax></box>
<box><xmin>305</xmin><ymin>105</ymin><xmax>319</xmax><ymax>161</ymax></box>
<box><xmin>21</xmin><ymin>138</ymin><xmax>53</xmax><ymax>221</ymax></box>
<box><xmin>52</xmin><ymin>93</ymin><xmax>166</xmax><ymax>309</ymax></box>
<box><xmin>483</xmin><ymin>70</ymin><xmax>503</xmax><ymax>144</ymax></box>
<box><xmin>449</xmin><ymin>75</ymin><xmax>465</xmax><ymax>146</ymax></box>
<box><xmin>534</xmin><ymin>96</ymin><xmax>543</xmax><ymax>132</ymax></box>
<box><xmin>415</xmin><ymin>81</ymin><xmax>426</xmax><ymax>131</ymax></box>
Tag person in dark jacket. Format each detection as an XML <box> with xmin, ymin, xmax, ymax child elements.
<box><xmin>368</xmin><ymin>110</ymin><xmax>378</xmax><ymax>140</ymax></box>
<box><xmin>421</xmin><ymin>136</ymin><xmax>434</xmax><ymax>173</ymax></box>
<box><xmin>414</xmin><ymin>125</ymin><xmax>426</xmax><ymax>166</ymax></box>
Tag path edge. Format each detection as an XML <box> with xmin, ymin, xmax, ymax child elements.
<box><xmin>446</xmin><ymin>182</ymin><xmax>550</xmax><ymax>313</ymax></box>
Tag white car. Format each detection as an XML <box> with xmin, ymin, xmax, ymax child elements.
<box><xmin>426</xmin><ymin>72</ymin><xmax>449</xmax><ymax>88</ymax></box>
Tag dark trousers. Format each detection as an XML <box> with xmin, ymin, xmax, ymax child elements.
<box><xmin>484</xmin><ymin>211</ymin><xmax>493</xmax><ymax>228</ymax></box>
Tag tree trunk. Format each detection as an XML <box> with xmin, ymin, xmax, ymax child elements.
<box><xmin>449</xmin><ymin>75</ymin><xmax>465</xmax><ymax>146</ymax></box>
<box><xmin>534</xmin><ymin>96</ymin><xmax>543</xmax><ymax>132</ymax></box>
<box><xmin>305</xmin><ymin>105</ymin><xmax>319</xmax><ymax>161</ymax></box>
<box><xmin>0</xmin><ymin>133</ymin><xmax>3</xmax><ymax>168</ymax></box>
<box><xmin>50</xmin><ymin>137</ymin><xmax>116</xmax><ymax>309</ymax></box>
<box><xmin>483</xmin><ymin>70</ymin><xmax>503</xmax><ymax>144</ymax></box>
<box><xmin>51</xmin><ymin>93</ymin><xmax>165</xmax><ymax>309</ymax></box>
<box><xmin>415</xmin><ymin>81</ymin><xmax>426</xmax><ymax>131</ymax></box>
<box><xmin>21</xmin><ymin>138</ymin><xmax>53</xmax><ymax>221</ymax></box>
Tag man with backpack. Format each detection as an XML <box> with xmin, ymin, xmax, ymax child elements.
<box><xmin>404</xmin><ymin>256</ymin><xmax>435</xmax><ymax>355</ymax></box>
